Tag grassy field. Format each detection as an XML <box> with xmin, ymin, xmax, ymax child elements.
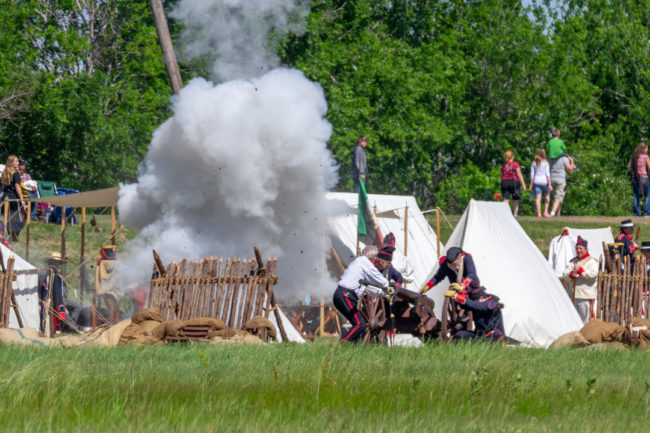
<box><xmin>3</xmin><ymin>212</ymin><xmax>650</xmax><ymax>431</ymax></box>
<box><xmin>0</xmin><ymin>340</ymin><xmax>648</xmax><ymax>432</ymax></box>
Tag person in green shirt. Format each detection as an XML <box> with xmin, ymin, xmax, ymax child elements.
<box><xmin>547</xmin><ymin>128</ymin><xmax>566</xmax><ymax>159</ymax></box>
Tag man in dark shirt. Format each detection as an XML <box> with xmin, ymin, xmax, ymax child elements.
<box><xmin>616</xmin><ymin>219</ymin><xmax>637</xmax><ymax>268</ymax></box>
<box><xmin>350</xmin><ymin>135</ymin><xmax>368</xmax><ymax>192</ymax></box>
<box><xmin>445</xmin><ymin>285</ymin><xmax>506</xmax><ymax>342</ymax></box>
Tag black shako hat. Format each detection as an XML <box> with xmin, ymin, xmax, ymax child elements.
<box><xmin>445</xmin><ymin>247</ymin><xmax>462</xmax><ymax>263</ymax></box>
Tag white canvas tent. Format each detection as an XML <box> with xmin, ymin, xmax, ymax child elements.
<box><xmin>425</xmin><ymin>200</ymin><xmax>583</xmax><ymax>348</ymax></box>
<box><xmin>1</xmin><ymin>244</ymin><xmax>40</xmax><ymax>329</ymax></box>
<box><xmin>326</xmin><ymin>192</ymin><xmax>439</xmax><ymax>289</ymax></box>
<box><xmin>548</xmin><ymin>227</ymin><xmax>613</xmax><ymax>276</ymax></box>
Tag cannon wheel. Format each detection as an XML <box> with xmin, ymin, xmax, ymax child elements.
<box><xmin>439</xmin><ymin>297</ymin><xmax>473</xmax><ymax>341</ymax></box>
<box><xmin>359</xmin><ymin>295</ymin><xmax>388</xmax><ymax>344</ymax></box>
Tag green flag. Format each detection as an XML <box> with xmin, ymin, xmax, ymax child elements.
<box><xmin>357</xmin><ymin>180</ymin><xmax>382</xmax><ymax>247</ymax></box>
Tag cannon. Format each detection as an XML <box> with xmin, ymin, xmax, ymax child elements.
<box><xmin>356</xmin><ymin>281</ymin><xmax>474</xmax><ymax>343</ymax></box>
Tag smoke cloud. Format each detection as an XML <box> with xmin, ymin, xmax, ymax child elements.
<box><xmin>169</xmin><ymin>0</ymin><xmax>310</xmax><ymax>82</ymax></box>
<box><xmin>117</xmin><ymin>0</ymin><xmax>342</xmax><ymax>301</ymax></box>
<box><xmin>117</xmin><ymin>69</ymin><xmax>339</xmax><ymax>300</ymax></box>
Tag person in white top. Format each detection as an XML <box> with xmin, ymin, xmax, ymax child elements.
<box><xmin>333</xmin><ymin>245</ymin><xmax>389</xmax><ymax>343</ymax></box>
<box><xmin>562</xmin><ymin>237</ymin><xmax>599</xmax><ymax>324</ymax></box>
<box><xmin>530</xmin><ymin>148</ymin><xmax>553</xmax><ymax>218</ymax></box>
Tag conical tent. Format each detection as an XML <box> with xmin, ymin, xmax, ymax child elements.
<box><xmin>425</xmin><ymin>200</ymin><xmax>583</xmax><ymax>347</ymax></box>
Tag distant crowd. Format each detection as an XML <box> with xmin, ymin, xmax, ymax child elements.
<box><xmin>500</xmin><ymin>129</ymin><xmax>648</xmax><ymax>218</ymax></box>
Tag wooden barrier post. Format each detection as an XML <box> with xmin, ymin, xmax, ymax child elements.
<box><xmin>319</xmin><ymin>296</ymin><xmax>325</xmax><ymax>337</ymax></box>
<box><xmin>3</xmin><ymin>201</ymin><xmax>8</xmax><ymax>237</ymax></box>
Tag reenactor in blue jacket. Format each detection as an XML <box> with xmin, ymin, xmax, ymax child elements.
<box><xmin>419</xmin><ymin>246</ymin><xmax>480</xmax><ymax>294</ymax></box>
<box><xmin>445</xmin><ymin>284</ymin><xmax>506</xmax><ymax>343</ymax></box>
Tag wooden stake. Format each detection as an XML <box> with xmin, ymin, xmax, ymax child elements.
<box><xmin>319</xmin><ymin>296</ymin><xmax>325</xmax><ymax>337</ymax></box>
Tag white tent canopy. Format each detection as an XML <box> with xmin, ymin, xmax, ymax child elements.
<box><xmin>548</xmin><ymin>227</ymin><xmax>613</xmax><ymax>276</ymax></box>
<box><xmin>1</xmin><ymin>244</ymin><xmax>40</xmax><ymax>329</ymax></box>
<box><xmin>326</xmin><ymin>192</ymin><xmax>439</xmax><ymax>289</ymax></box>
<box><xmin>425</xmin><ymin>200</ymin><xmax>583</xmax><ymax>348</ymax></box>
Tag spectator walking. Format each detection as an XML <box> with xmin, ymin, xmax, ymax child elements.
<box><xmin>1</xmin><ymin>155</ymin><xmax>26</xmax><ymax>240</ymax></box>
<box><xmin>549</xmin><ymin>153</ymin><xmax>575</xmax><ymax>216</ymax></box>
<box><xmin>547</xmin><ymin>128</ymin><xmax>566</xmax><ymax>159</ymax></box>
<box><xmin>350</xmin><ymin>135</ymin><xmax>368</xmax><ymax>192</ymax></box>
<box><xmin>500</xmin><ymin>150</ymin><xmax>527</xmax><ymax>217</ymax></box>
<box><xmin>530</xmin><ymin>148</ymin><xmax>553</xmax><ymax>218</ymax></box>
<box><xmin>627</xmin><ymin>141</ymin><xmax>650</xmax><ymax>217</ymax></box>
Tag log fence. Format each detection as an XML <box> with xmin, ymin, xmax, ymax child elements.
<box><xmin>597</xmin><ymin>254</ymin><xmax>649</xmax><ymax>325</ymax></box>
<box><xmin>147</xmin><ymin>249</ymin><xmax>287</xmax><ymax>340</ymax></box>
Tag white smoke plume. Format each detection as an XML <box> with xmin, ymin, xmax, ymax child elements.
<box><xmin>117</xmin><ymin>69</ymin><xmax>339</xmax><ymax>300</ymax></box>
<box><xmin>169</xmin><ymin>0</ymin><xmax>310</xmax><ymax>82</ymax></box>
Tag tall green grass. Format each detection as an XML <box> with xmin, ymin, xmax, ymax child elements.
<box><xmin>0</xmin><ymin>341</ymin><xmax>648</xmax><ymax>432</ymax></box>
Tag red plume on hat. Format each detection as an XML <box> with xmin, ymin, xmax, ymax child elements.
<box><xmin>383</xmin><ymin>232</ymin><xmax>396</xmax><ymax>248</ymax></box>
<box><xmin>576</xmin><ymin>236</ymin><xmax>588</xmax><ymax>248</ymax></box>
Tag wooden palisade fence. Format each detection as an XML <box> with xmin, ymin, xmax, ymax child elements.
<box><xmin>598</xmin><ymin>251</ymin><xmax>649</xmax><ymax>325</ymax></box>
<box><xmin>0</xmin><ymin>254</ymin><xmax>22</xmax><ymax>328</ymax></box>
<box><xmin>147</xmin><ymin>248</ymin><xmax>287</xmax><ymax>340</ymax></box>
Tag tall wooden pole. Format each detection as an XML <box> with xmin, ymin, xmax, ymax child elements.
<box><xmin>149</xmin><ymin>0</ymin><xmax>183</xmax><ymax>95</ymax></box>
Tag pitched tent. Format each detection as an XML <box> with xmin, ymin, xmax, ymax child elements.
<box><xmin>1</xmin><ymin>244</ymin><xmax>40</xmax><ymax>329</ymax></box>
<box><xmin>425</xmin><ymin>200</ymin><xmax>583</xmax><ymax>348</ymax></box>
<box><xmin>326</xmin><ymin>192</ymin><xmax>439</xmax><ymax>289</ymax></box>
<box><xmin>548</xmin><ymin>227</ymin><xmax>613</xmax><ymax>277</ymax></box>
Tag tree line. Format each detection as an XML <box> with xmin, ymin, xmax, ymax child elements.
<box><xmin>1</xmin><ymin>0</ymin><xmax>648</xmax><ymax>215</ymax></box>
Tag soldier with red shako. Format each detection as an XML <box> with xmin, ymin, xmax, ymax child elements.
<box><xmin>419</xmin><ymin>246</ymin><xmax>480</xmax><ymax>294</ymax></box>
<box><xmin>562</xmin><ymin>236</ymin><xmax>599</xmax><ymax>323</ymax></box>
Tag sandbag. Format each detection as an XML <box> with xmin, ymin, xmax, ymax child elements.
<box><xmin>580</xmin><ymin>319</ymin><xmax>626</xmax><ymax>343</ymax></box>
<box><xmin>86</xmin><ymin>319</ymin><xmax>132</xmax><ymax>347</ymax></box>
<box><xmin>183</xmin><ymin>318</ymin><xmax>226</xmax><ymax>330</ymax></box>
<box><xmin>550</xmin><ymin>331</ymin><xmax>590</xmax><ymax>348</ymax></box>
<box><xmin>131</xmin><ymin>308</ymin><xmax>164</xmax><ymax>324</ymax></box>
<box><xmin>243</xmin><ymin>315</ymin><xmax>277</xmax><ymax>339</ymax></box>
<box><xmin>164</xmin><ymin>320</ymin><xmax>186</xmax><ymax>337</ymax></box>
<box><xmin>119</xmin><ymin>319</ymin><xmax>163</xmax><ymax>345</ymax></box>
<box><xmin>0</xmin><ymin>328</ymin><xmax>49</xmax><ymax>347</ymax></box>
<box><xmin>208</xmin><ymin>327</ymin><xmax>246</xmax><ymax>339</ymax></box>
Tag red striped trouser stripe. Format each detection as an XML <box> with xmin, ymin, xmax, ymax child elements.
<box><xmin>341</xmin><ymin>295</ymin><xmax>361</xmax><ymax>342</ymax></box>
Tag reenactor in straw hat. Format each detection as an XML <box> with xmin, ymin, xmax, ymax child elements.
<box><xmin>562</xmin><ymin>236</ymin><xmax>599</xmax><ymax>324</ymax></box>
<box><xmin>38</xmin><ymin>251</ymin><xmax>69</xmax><ymax>333</ymax></box>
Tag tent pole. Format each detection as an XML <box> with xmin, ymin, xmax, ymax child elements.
<box><xmin>60</xmin><ymin>207</ymin><xmax>66</xmax><ymax>280</ymax></box>
<box><xmin>404</xmin><ymin>204</ymin><xmax>408</xmax><ymax>257</ymax></box>
<box><xmin>25</xmin><ymin>202</ymin><xmax>31</xmax><ymax>261</ymax></box>
<box><xmin>80</xmin><ymin>207</ymin><xmax>86</xmax><ymax>302</ymax></box>
<box><xmin>320</xmin><ymin>296</ymin><xmax>325</xmax><ymax>336</ymax></box>
<box><xmin>110</xmin><ymin>207</ymin><xmax>116</xmax><ymax>245</ymax></box>
<box><xmin>436</xmin><ymin>208</ymin><xmax>441</xmax><ymax>258</ymax></box>
<box><xmin>3</xmin><ymin>201</ymin><xmax>8</xmax><ymax>238</ymax></box>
